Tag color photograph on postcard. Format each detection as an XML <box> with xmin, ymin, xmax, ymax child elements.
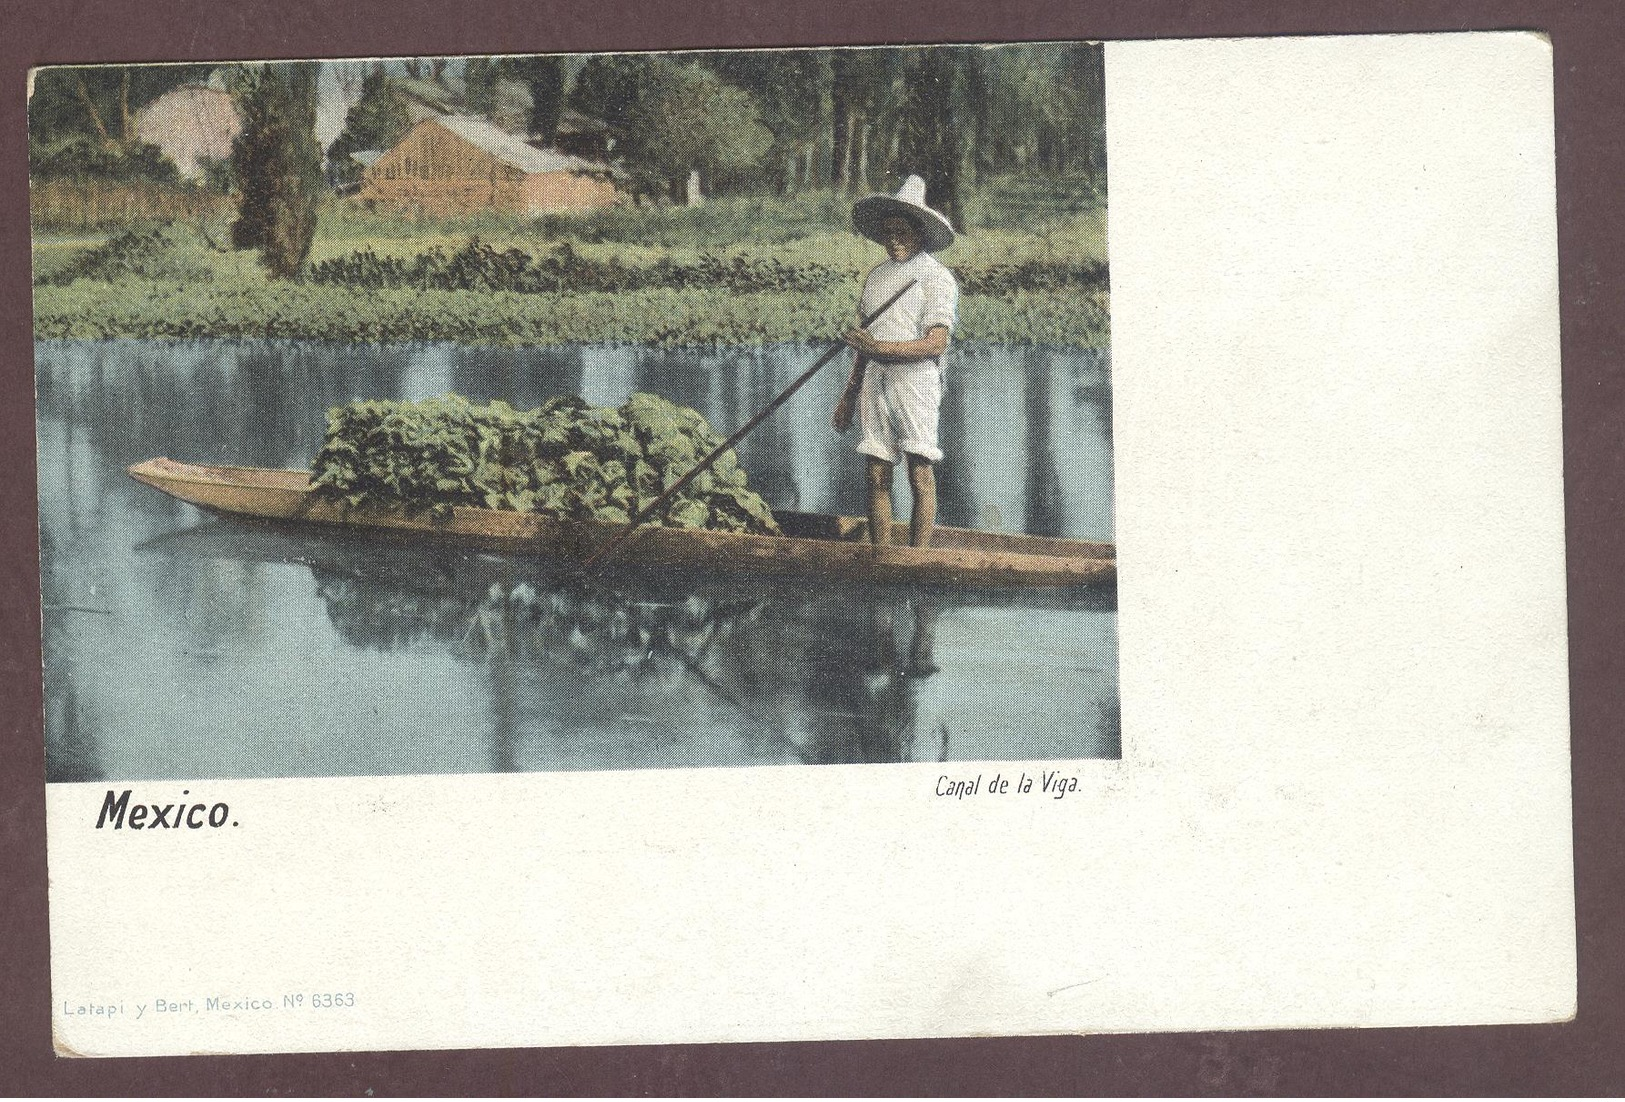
<box><xmin>32</xmin><ymin>45</ymin><xmax>1117</xmax><ymax>783</ymax></box>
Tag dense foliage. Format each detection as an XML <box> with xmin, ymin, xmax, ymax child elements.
<box><xmin>28</xmin><ymin>136</ymin><xmax>181</xmax><ymax>184</ymax></box>
<box><xmin>571</xmin><ymin>56</ymin><xmax>774</xmax><ymax>202</ymax></box>
<box><xmin>33</xmin><ymin>279</ymin><xmax>1108</xmax><ymax>347</ymax></box>
<box><xmin>27</xmin><ymin>64</ymin><xmax>214</xmax><ymax>153</ymax></box>
<box><xmin>309</xmin><ymin>392</ymin><xmax>782</xmax><ymax>534</ymax></box>
<box><xmin>305</xmin><ymin>235</ymin><xmax>1105</xmax><ymax>297</ymax></box>
<box><xmin>230</xmin><ymin>63</ymin><xmax>323</xmax><ymax>278</ymax></box>
<box><xmin>307</xmin><ymin>236</ymin><xmax>1105</xmax><ymax>298</ymax></box>
<box><xmin>32</xmin><ymin>195</ymin><xmax>1110</xmax><ymax>348</ymax></box>
<box><xmin>310</xmin><ymin>239</ymin><xmax>849</xmax><ymax>295</ymax></box>
<box><xmin>34</xmin><ymin>225</ymin><xmax>213</xmax><ymax>285</ymax></box>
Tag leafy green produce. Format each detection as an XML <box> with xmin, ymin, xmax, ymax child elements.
<box><xmin>306</xmin><ymin>236</ymin><xmax>1105</xmax><ymax>299</ymax></box>
<box><xmin>308</xmin><ymin>392</ymin><xmax>782</xmax><ymax>535</ymax></box>
<box><xmin>308</xmin><ymin>238</ymin><xmax>851</xmax><ymax>296</ymax></box>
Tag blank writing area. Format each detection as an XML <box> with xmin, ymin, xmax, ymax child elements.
<box><xmin>1108</xmin><ymin>32</ymin><xmax>1572</xmax><ymax>1027</ymax></box>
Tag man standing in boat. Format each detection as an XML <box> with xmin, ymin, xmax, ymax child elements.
<box><xmin>833</xmin><ymin>175</ymin><xmax>960</xmax><ymax>549</ymax></box>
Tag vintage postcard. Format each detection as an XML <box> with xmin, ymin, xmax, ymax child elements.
<box><xmin>34</xmin><ymin>33</ymin><xmax>1572</xmax><ymax>1057</ymax></box>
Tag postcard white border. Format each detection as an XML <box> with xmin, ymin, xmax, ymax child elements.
<box><xmin>47</xmin><ymin>31</ymin><xmax>1573</xmax><ymax>1056</ymax></box>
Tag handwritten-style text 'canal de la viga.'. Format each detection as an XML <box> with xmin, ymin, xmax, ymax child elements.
<box><xmin>936</xmin><ymin>771</ymin><xmax>1080</xmax><ymax>800</ymax></box>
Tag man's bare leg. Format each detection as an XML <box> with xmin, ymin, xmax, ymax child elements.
<box><xmin>866</xmin><ymin>457</ymin><xmax>894</xmax><ymax>546</ymax></box>
<box><xmin>906</xmin><ymin>454</ymin><xmax>936</xmax><ymax>549</ymax></box>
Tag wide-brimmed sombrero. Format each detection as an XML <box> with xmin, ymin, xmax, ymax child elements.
<box><xmin>852</xmin><ymin>174</ymin><xmax>956</xmax><ymax>253</ymax></box>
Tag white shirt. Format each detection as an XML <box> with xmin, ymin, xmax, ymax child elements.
<box><xmin>859</xmin><ymin>251</ymin><xmax>959</xmax><ymax>356</ymax></box>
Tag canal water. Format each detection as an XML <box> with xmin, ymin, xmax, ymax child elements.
<box><xmin>36</xmin><ymin>340</ymin><xmax>1118</xmax><ymax>782</ymax></box>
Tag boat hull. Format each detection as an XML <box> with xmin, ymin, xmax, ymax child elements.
<box><xmin>127</xmin><ymin>458</ymin><xmax>1116</xmax><ymax>589</ymax></box>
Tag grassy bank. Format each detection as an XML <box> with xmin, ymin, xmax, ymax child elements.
<box><xmin>33</xmin><ymin>280</ymin><xmax>1109</xmax><ymax>348</ymax></box>
<box><xmin>32</xmin><ymin>187</ymin><xmax>1110</xmax><ymax>349</ymax></box>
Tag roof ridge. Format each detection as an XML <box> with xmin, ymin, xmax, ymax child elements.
<box><xmin>425</xmin><ymin>114</ymin><xmax>613</xmax><ymax>175</ymax></box>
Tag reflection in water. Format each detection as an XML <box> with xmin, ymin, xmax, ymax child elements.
<box><xmin>297</xmin><ymin>540</ymin><xmax>1113</xmax><ymax>772</ymax></box>
<box><xmin>800</xmin><ymin>595</ymin><xmax>948</xmax><ymax>766</ymax></box>
<box><xmin>37</xmin><ymin>339</ymin><xmax>1118</xmax><ymax>781</ymax></box>
<box><xmin>1024</xmin><ymin>348</ymin><xmax>1066</xmax><ymax>537</ymax></box>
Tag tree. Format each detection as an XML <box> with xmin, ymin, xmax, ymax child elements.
<box><xmin>830</xmin><ymin>48</ymin><xmax>903</xmax><ymax>192</ymax></box>
<box><xmin>572</xmin><ymin>56</ymin><xmax>772</xmax><ymax>202</ymax></box>
<box><xmin>505</xmin><ymin>56</ymin><xmax>566</xmax><ymax>146</ymax></box>
<box><xmin>700</xmin><ymin>51</ymin><xmax>830</xmax><ymax>192</ymax></box>
<box><xmin>897</xmin><ymin>47</ymin><xmax>980</xmax><ymax>231</ymax></box>
<box><xmin>649</xmin><ymin>65</ymin><xmax>772</xmax><ymax>201</ymax></box>
<box><xmin>568</xmin><ymin>55</ymin><xmax>642</xmax><ymax>137</ymax></box>
<box><xmin>327</xmin><ymin>68</ymin><xmax>411</xmax><ymax>179</ymax></box>
<box><xmin>230</xmin><ymin>62</ymin><xmax>322</xmax><ymax>279</ymax></box>
<box><xmin>463</xmin><ymin>57</ymin><xmax>497</xmax><ymax>117</ymax></box>
<box><xmin>982</xmin><ymin>43</ymin><xmax>1106</xmax><ymax>182</ymax></box>
<box><xmin>1061</xmin><ymin>43</ymin><xmax>1107</xmax><ymax>183</ymax></box>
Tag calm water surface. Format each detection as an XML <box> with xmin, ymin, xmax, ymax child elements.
<box><xmin>37</xmin><ymin>340</ymin><xmax>1117</xmax><ymax>782</ymax></box>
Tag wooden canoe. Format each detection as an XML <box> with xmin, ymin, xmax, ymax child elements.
<box><xmin>127</xmin><ymin>458</ymin><xmax>1116</xmax><ymax>589</ymax></box>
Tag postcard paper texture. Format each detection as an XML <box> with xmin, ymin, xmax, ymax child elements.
<box><xmin>38</xmin><ymin>32</ymin><xmax>1571</xmax><ymax>1056</ymax></box>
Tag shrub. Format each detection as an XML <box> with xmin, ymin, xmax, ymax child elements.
<box><xmin>35</xmin><ymin>223</ymin><xmax>213</xmax><ymax>285</ymax></box>
<box><xmin>309</xmin><ymin>237</ymin><xmax>851</xmax><ymax>296</ymax></box>
<box><xmin>29</xmin><ymin>136</ymin><xmax>181</xmax><ymax>184</ymax></box>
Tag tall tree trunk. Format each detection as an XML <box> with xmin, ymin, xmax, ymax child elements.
<box><xmin>900</xmin><ymin>49</ymin><xmax>965</xmax><ymax>231</ymax></box>
<box><xmin>831</xmin><ymin>93</ymin><xmax>850</xmax><ymax>190</ymax></box>
<box><xmin>73</xmin><ymin>76</ymin><xmax>110</xmax><ymax>145</ymax></box>
<box><xmin>855</xmin><ymin>121</ymin><xmax>869</xmax><ymax>192</ymax></box>
<box><xmin>118</xmin><ymin>70</ymin><xmax>132</xmax><ymax>142</ymax></box>
<box><xmin>849</xmin><ymin>115</ymin><xmax>861</xmax><ymax>191</ymax></box>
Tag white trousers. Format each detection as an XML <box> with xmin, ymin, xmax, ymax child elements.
<box><xmin>855</xmin><ymin>360</ymin><xmax>944</xmax><ymax>464</ymax></box>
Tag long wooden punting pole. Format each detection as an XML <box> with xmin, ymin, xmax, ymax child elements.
<box><xmin>580</xmin><ymin>279</ymin><xmax>918</xmax><ymax>573</ymax></box>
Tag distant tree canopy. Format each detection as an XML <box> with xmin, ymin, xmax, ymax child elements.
<box><xmin>30</xmin><ymin>45</ymin><xmax>1107</xmax><ymax>227</ymax></box>
<box><xmin>29</xmin><ymin>64</ymin><xmax>215</xmax><ymax>147</ymax></box>
<box><xmin>981</xmin><ymin>43</ymin><xmax>1106</xmax><ymax>177</ymax></box>
<box><xmin>565</xmin><ymin>43</ymin><xmax>1104</xmax><ymax>216</ymax></box>
<box><xmin>697</xmin><ymin>51</ymin><xmax>830</xmax><ymax>193</ymax></box>
<box><xmin>394</xmin><ymin>44</ymin><xmax>1107</xmax><ymax>215</ymax></box>
<box><xmin>29</xmin><ymin>134</ymin><xmax>181</xmax><ymax>184</ymax></box>
<box><xmin>462</xmin><ymin>57</ymin><xmax>498</xmax><ymax>118</ymax></box>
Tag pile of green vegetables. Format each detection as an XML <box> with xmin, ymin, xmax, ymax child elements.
<box><xmin>309</xmin><ymin>392</ymin><xmax>781</xmax><ymax>535</ymax></box>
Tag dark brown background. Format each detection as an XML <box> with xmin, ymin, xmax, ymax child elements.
<box><xmin>3</xmin><ymin>1</ymin><xmax>1619</xmax><ymax>1094</ymax></box>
